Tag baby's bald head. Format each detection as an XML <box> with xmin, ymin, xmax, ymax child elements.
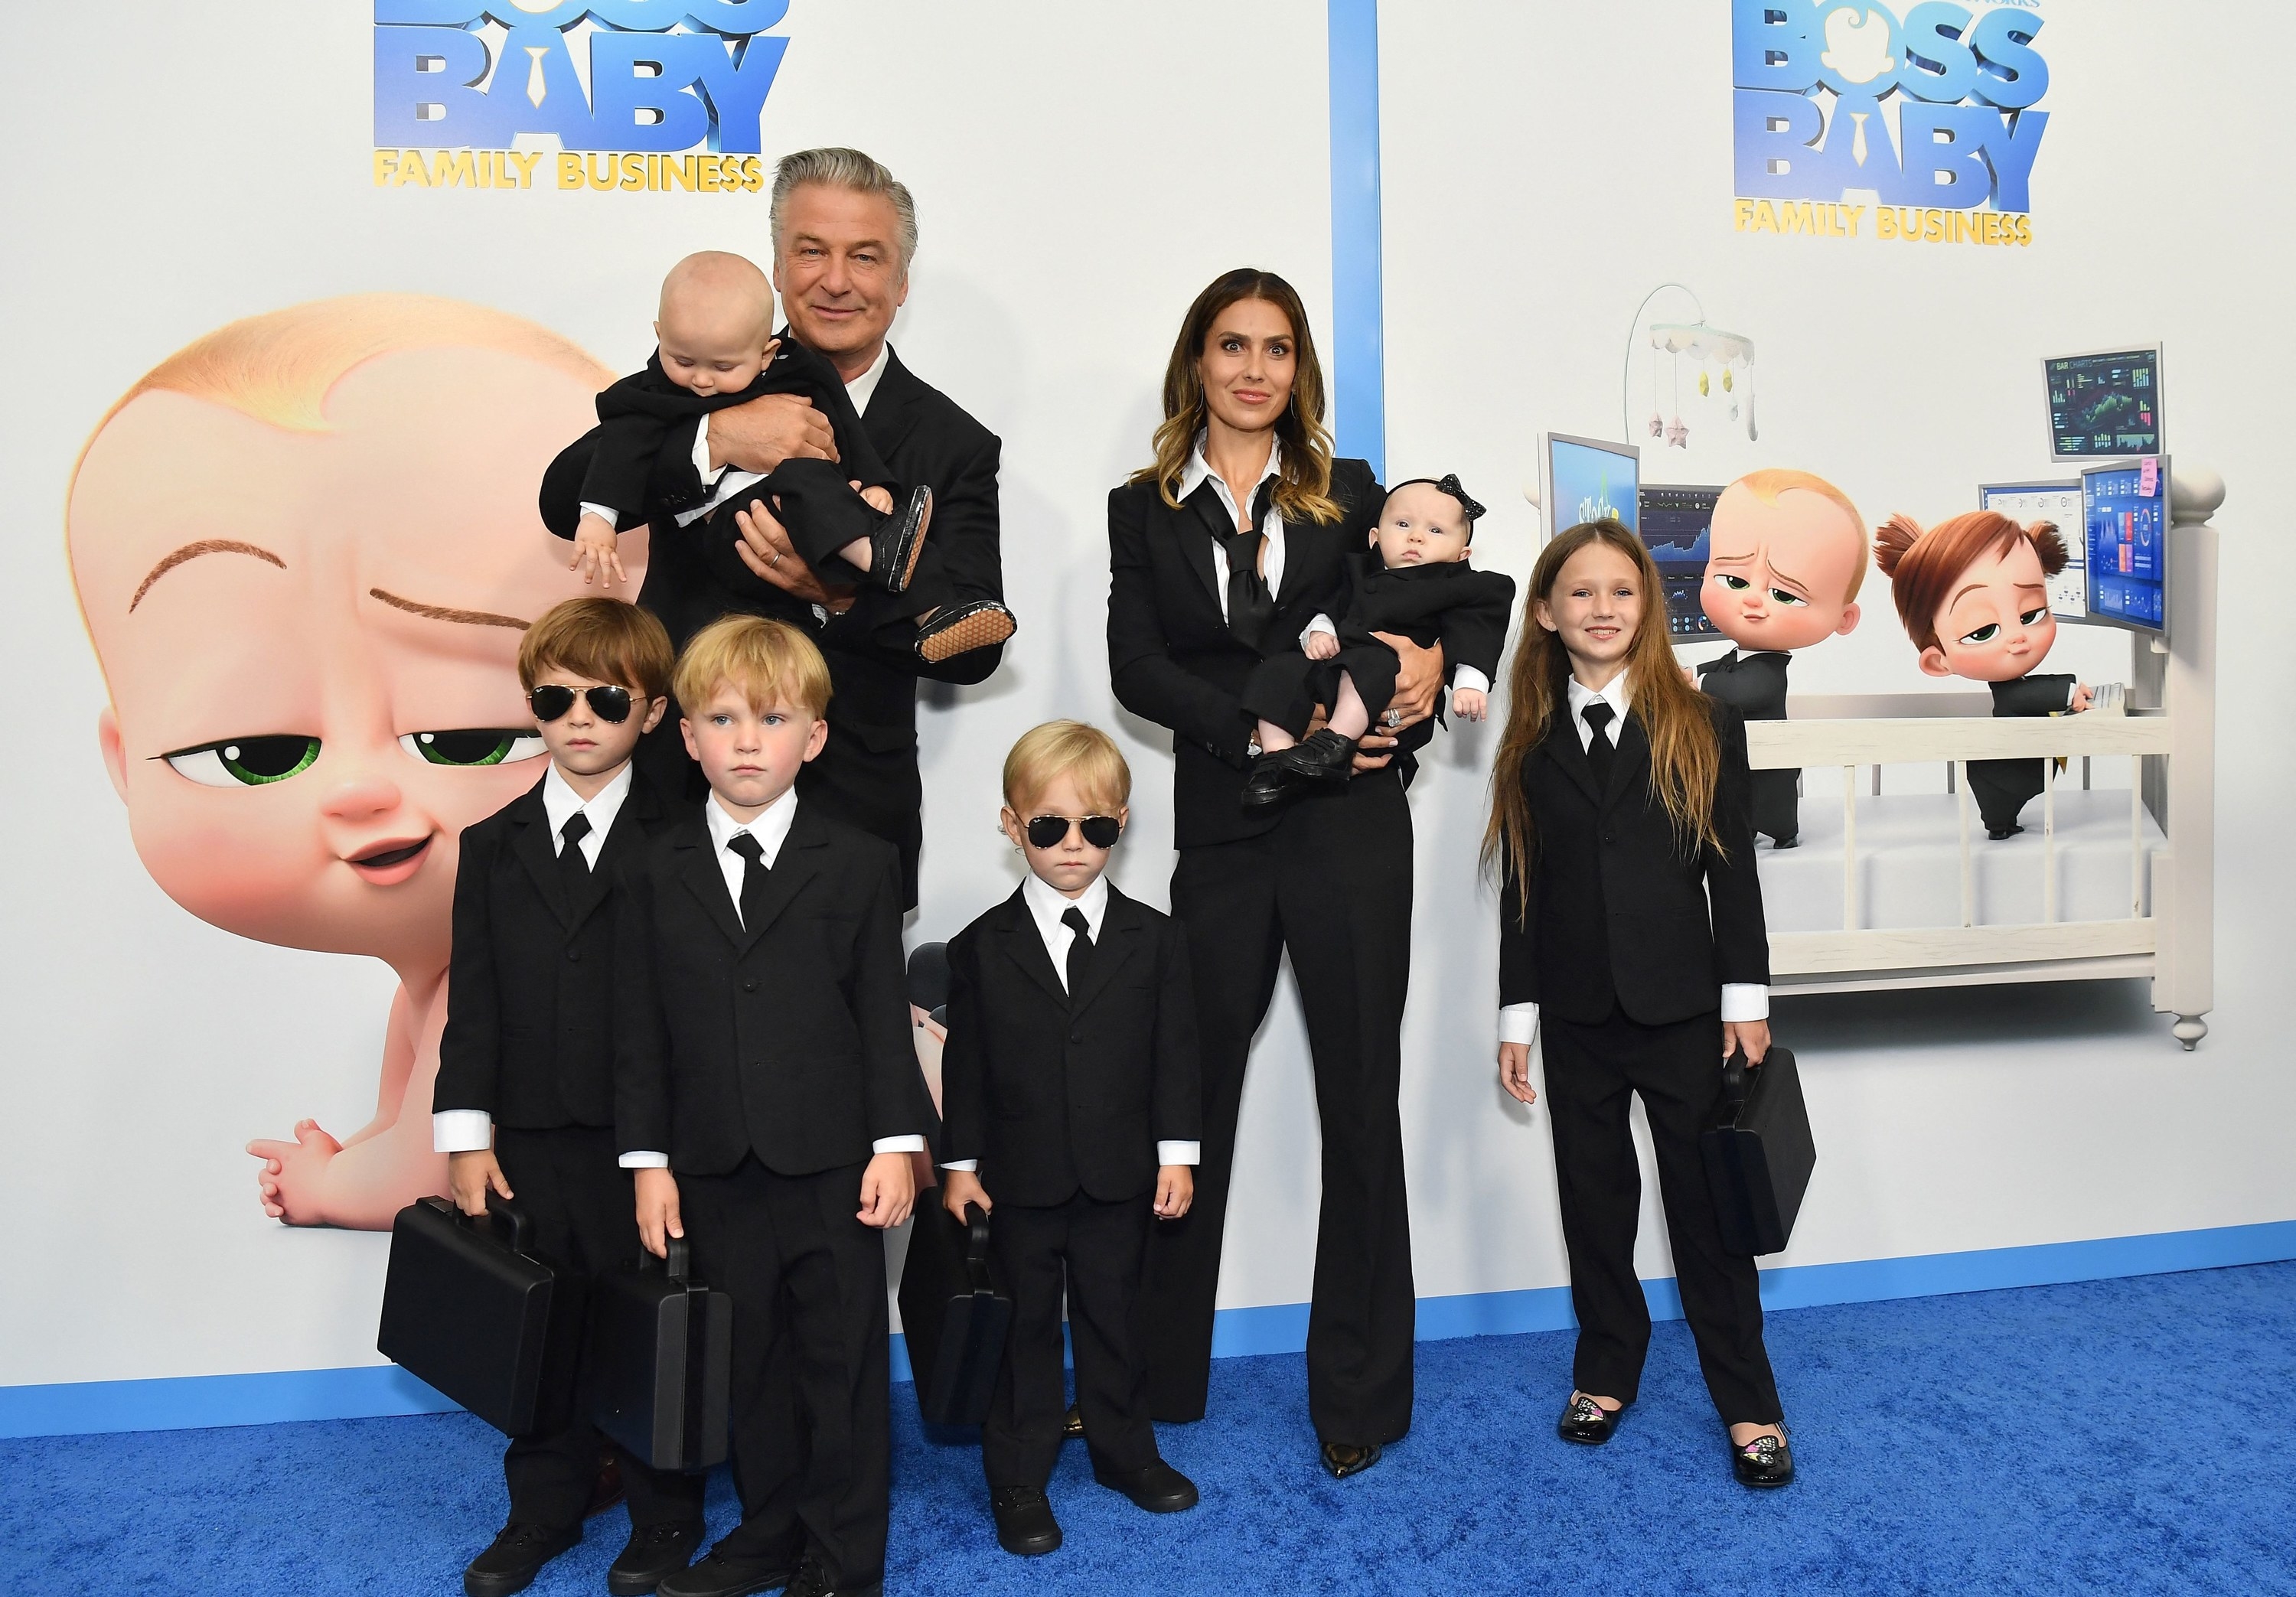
<box><xmin>654</xmin><ymin>252</ymin><xmax>778</xmax><ymax>394</ymax></box>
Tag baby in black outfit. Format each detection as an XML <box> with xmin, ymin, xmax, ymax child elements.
<box><xmin>1241</xmin><ymin>474</ymin><xmax>1515</xmax><ymax>807</ymax></box>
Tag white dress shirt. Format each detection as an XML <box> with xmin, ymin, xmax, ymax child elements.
<box><xmin>620</xmin><ymin>790</ymin><xmax>926</xmax><ymax>1168</ymax></box>
<box><xmin>583</xmin><ymin>340</ymin><xmax>894</xmax><ymax>533</ymax></box>
<box><xmin>1495</xmin><ymin>672</ymin><xmax>1769</xmax><ymax>1048</ymax></box>
<box><xmin>1176</xmin><ymin>435</ymin><xmax>1334</xmax><ymax>644</ymax></box>
<box><xmin>432</xmin><ymin>764</ymin><xmax>634</xmax><ymax>1155</ymax></box>
<box><xmin>941</xmin><ymin>872</ymin><xmax>1201</xmax><ymax>1174</ymax></box>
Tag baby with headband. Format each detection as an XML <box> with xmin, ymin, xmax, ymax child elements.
<box><xmin>1240</xmin><ymin>474</ymin><xmax>1517</xmax><ymax>807</ymax></box>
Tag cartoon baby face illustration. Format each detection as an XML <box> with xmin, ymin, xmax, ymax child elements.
<box><xmin>1701</xmin><ymin>470</ymin><xmax>1867</xmax><ymax>654</ymax></box>
<box><xmin>1914</xmin><ymin>530</ymin><xmax>2058</xmax><ymax>683</ymax></box>
<box><xmin>67</xmin><ymin>295</ymin><xmax>645</xmax><ymax>1227</ymax></box>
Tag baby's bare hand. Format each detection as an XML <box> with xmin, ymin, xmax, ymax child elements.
<box><xmin>1304</xmin><ymin>631</ymin><xmax>1339</xmax><ymax>661</ymax></box>
<box><xmin>571</xmin><ymin>515</ymin><xmax>625</xmax><ymax>588</ymax></box>
<box><xmin>1452</xmin><ymin>687</ymin><xmax>1488</xmax><ymax>722</ymax></box>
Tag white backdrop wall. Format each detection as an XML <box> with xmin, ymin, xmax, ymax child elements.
<box><xmin>2</xmin><ymin>0</ymin><xmax>2288</xmax><ymax>1403</ymax></box>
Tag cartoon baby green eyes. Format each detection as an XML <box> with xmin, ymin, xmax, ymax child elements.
<box><xmin>1715</xmin><ymin>573</ymin><xmax>1808</xmax><ymax>607</ymax></box>
<box><xmin>159</xmin><ymin>729</ymin><xmax>543</xmax><ymax>787</ymax></box>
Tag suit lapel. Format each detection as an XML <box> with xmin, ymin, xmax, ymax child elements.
<box><xmin>994</xmin><ymin>888</ymin><xmax>1071</xmax><ymax>1007</ymax></box>
<box><xmin>1273</xmin><ymin>515</ymin><xmax>1330</xmax><ymax>611</ymax></box>
<box><xmin>570</xmin><ymin>774</ymin><xmax>662</xmax><ymax>931</ymax></box>
<box><xmin>1538</xmin><ymin>722</ymin><xmax>1603</xmax><ymax>810</ymax></box>
<box><xmin>861</xmin><ymin>347</ymin><xmax>924</xmax><ymax>459</ymax></box>
<box><xmin>672</xmin><ymin>817</ymin><xmax>748</xmax><ymax>950</ymax></box>
<box><xmin>506</xmin><ymin>780</ymin><xmax>573</xmax><ymax>928</ymax></box>
<box><xmin>1181</xmin><ymin>483</ymin><xmax>1230</xmax><ymax>611</ymax></box>
<box><xmin>1608</xmin><ymin>713</ymin><xmax>1652</xmax><ymax>810</ymax></box>
<box><xmin>1070</xmin><ymin>888</ymin><xmax>1143</xmax><ymax>1016</ymax></box>
<box><xmin>727</xmin><ymin>803</ymin><xmax>827</xmax><ymax>957</ymax></box>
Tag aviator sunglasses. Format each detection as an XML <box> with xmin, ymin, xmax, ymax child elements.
<box><xmin>1025</xmin><ymin>813</ymin><xmax>1122</xmax><ymax>849</ymax></box>
<box><xmin>529</xmin><ymin>684</ymin><xmax>636</xmax><ymax>724</ymax></box>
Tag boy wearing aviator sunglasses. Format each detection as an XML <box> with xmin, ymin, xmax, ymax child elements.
<box><xmin>429</xmin><ymin>598</ymin><xmax>712</xmax><ymax>1597</ymax></box>
<box><xmin>938</xmin><ymin>722</ymin><xmax>1204</xmax><ymax>1558</ymax></box>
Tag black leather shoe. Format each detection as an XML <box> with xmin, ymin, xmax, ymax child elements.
<box><xmin>1770</xmin><ymin>834</ymin><xmax>1799</xmax><ymax>850</ymax></box>
<box><xmin>783</xmin><ymin>1555</ymin><xmax>882</xmax><ymax>1597</ymax></box>
<box><xmin>608</xmin><ymin>1521</ymin><xmax>706</xmax><ymax>1595</ymax></box>
<box><xmin>1242</xmin><ymin>728</ymin><xmax>1359</xmax><ymax>809</ymax></box>
<box><xmin>464</xmin><ymin>1522</ymin><xmax>581</xmax><ymax>1597</ymax></box>
<box><xmin>990</xmin><ymin>1485</ymin><xmax>1063</xmax><ymax>1556</ymax></box>
<box><xmin>914</xmin><ymin>598</ymin><xmax>1015</xmax><ymax>665</ymax></box>
<box><xmin>1062</xmin><ymin>1402</ymin><xmax>1084</xmax><ymax>1439</ymax></box>
<box><xmin>1094</xmin><ymin>1459</ymin><xmax>1199</xmax><ymax>1512</ymax></box>
<box><xmin>1557</xmin><ymin>1393</ymin><xmax>1625</xmax><ymax>1445</ymax></box>
<box><xmin>657</xmin><ymin>1546</ymin><xmax>798</xmax><ymax>1597</ymax></box>
<box><xmin>866</xmin><ymin>486</ymin><xmax>933</xmax><ymax>594</ymax></box>
<box><xmin>1987</xmin><ymin>823</ymin><xmax>2024</xmax><ymax>841</ymax></box>
<box><xmin>1319</xmin><ymin>1440</ymin><xmax>1381</xmax><ymax>1478</ymax></box>
<box><xmin>1732</xmin><ymin>1429</ymin><xmax>1795</xmax><ymax>1488</ymax></box>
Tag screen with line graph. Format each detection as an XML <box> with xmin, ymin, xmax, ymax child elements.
<box><xmin>1638</xmin><ymin>483</ymin><xmax>1722</xmax><ymax>638</ymax></box>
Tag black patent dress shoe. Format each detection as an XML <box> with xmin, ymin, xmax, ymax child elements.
<box><xmin>464</xmin><ymin>1522</ymin><xmax>581</xmax><ymax>1597</ymax></box>
<box><xmin>608</xmin><ymin>1521</ymin><xmax>706</xmax><ymax>1595</ymax></box>
<box><xmin>1242</xmin><ymin>728</ymin><xmax>1359</xmax><ymax>810</ymax></box>
<box><xmin>657</xmin><ymin>1546</ymin><xmax>798</xmax><ymax>1597</ymax></box>
<box><xmin>866</xmin><ymin>486</ymin><xmax>933</xmax><ymax>594</ymax></box>
<box><xmin>783</xmin><ymin>1554</ymin><xmax>882</xmax><ymax>1597</ymax></box>
<box><xmin>990</xmin><ymin>1485</ymin><xmax>1063</xmax><ymax>1556</ymax></box>
<box><xmin>1732</xmin><ymin>1428</ymin><xmax>1795</xmax><ymax>1488</ymax></box>
<box><xmin>1319</xmin><ymin>1440</ymin><xmax>1381</xmax><ymax>1478</ymax></box>
<box><xmin>1094</xmin><ymin>1459</ymin><xmax>1199</xmax><ymax>1512</ymax></box>
<box><xmin>914</xmin><ymin>598</ymin><xmax>1016</xmax><ymax>664</ymax></box>
<box><xmin>1062</xmin><ymin>1402</ymin><xmax>1084</xmax><ymax>1439</ymax></box>
<box><xmin>1557</xmin><ymin>1393</ymin><xmax>1625</xmax><ymax>1445</ymax></box>
<box><xmin>1987</xmin><ymin>823</ymin><xmax>2025</xmax><ymax>841</ymax></box>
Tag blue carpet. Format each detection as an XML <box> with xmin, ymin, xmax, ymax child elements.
<box><xmin>5</xmin><ymin>1263</ymin><xmax>2295</xmax><ymax>1595</ymax></box>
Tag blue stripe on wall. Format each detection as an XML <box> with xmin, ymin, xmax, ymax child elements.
<box><xmin>1326</xmin><ymin>0</ymin><xmax>1384</xmax><ymax>479</ymax></box>
<box><xmin>10</xmin><ymin>1220</ymin><xmax>2291</xmax><ymax>1439</ymax></box>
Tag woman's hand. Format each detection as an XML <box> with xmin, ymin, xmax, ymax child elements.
<box><xmin>1722</xmin><ymin>1018</ymin><xmax>1771</xmax><ymax>1066</ymax></box>
<box><xmin>1499</xmin><ymin>1041</ymin><xmax>1538</xmax><ymax>1105</ymax></box>
<box><xmin>1378</xmin><ymin>633</ymin><xmax>1445</xmax><ymax>724</ymax></box>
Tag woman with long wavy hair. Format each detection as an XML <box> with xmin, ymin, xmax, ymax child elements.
<box><xmin>1486</xmin><ymin>519</ymin><xmax>1796</xmax><ymax>1488</ymax></box>
<box><xmin>1107</xmin><ymin>268</ymin><xmax>1442</xmax><ymax>1480</ymax></box>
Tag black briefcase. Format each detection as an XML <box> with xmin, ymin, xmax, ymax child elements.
<box><xmin>583</xmin><ymin>1240</ymin><xmax>732</xmax><ymax>1473</ymax></box>
<box><xmin>1701</xmin><ymin>1045</ymin><xmax>1818</xmax><ymax>1257</ymax></box>
<box><xmin>897</xmin><ymin>1198</ymin><xmax>1011</xmax><ymax>1426</ymax></box>
<box><xmin>377</xmin><ymin>1194</ymin><xmax>582</xmax><ymax>1437</ymax></box>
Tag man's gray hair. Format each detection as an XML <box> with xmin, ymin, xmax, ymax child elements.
<box><xmin>769</xmin><ymin>147</ymin><xmax>918</xmax><ymax>275</ymax></box>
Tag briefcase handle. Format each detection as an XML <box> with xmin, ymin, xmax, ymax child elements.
<box><xmin>1720</xmin><ymin>1048</ymin><xmax>1758</xmax><ymax>1110</ymax></box>
<box><xmin>457</xmin><ymin>1189</ymin><xmax>533</xmax><ymax>1254</ymax></box>
<box><xmin>634</xmin><ymin>1237</ymin><xmax>695</xmax><ymax>1283</ymax></box>
<box><xmin>959</xmin><ymin>1202</ymin><xmax>996</xmax><ymax>1298</ymax></box>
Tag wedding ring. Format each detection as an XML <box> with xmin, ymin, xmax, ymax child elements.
<box><xmin>768</xmin><ymin>549</ymin><xmax>783</xmax><ymax>567</ymax></box>
<box><xmin>1385</xmin><ymin>709</ymin><xmax>1403</xmax><ymax>728</ymax></box>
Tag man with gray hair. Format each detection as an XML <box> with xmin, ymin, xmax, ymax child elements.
<box><xmin>655</xmin><ymin>146</ymin><xmax>1013</xmax><ymax>913</ymax></box>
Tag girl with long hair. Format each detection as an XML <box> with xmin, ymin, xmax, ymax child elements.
<box><xmin>1487</xmin><ymin>519</ymin><xmax>1795</xmax><ymax>1487</ymax></box>
<box><xmin>1107</xmin><ymin>268</ymin><xmax>1442</xmax><ymax>1480</ymax></box>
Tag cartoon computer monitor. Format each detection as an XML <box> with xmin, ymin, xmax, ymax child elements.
<box><xmin>1637</xmin><ymin>483</ymin><xmax>1722</xmax><ymax>639</ymax></box>
<box><xmin>2079</xmin><ymin>457</ymin><xmax>2170</xmax><ymax>637</ymax></box>
<box><xmin>1542</xmin><ymin>433</ymin><xmax>1639</xmax><ymax>539</ymax></box>
<box><xmin>2044</xmin><ymin>345</ymin><xmax>2164</xmax><ymax>462</ymax></box>
<box><xmin>1981</xmin><ymin>480</ymin><xmax>2086</xmax><ymax>622</ymax></box>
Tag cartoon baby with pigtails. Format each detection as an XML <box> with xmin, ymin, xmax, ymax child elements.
<box><xmin>67</xmin><ymin>295</ymin><xmax>643</xmax><ymax>1228</ymax></box>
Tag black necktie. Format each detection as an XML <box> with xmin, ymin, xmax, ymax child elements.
<box><xmin>726</xmin><ymin>831</ymin><xmax>767</xmax><ymax>928</ymax></box>
<box><xmin>558</xmin><ymin>812</ymin><xmax>593</xmax><ymax>895</ymax></box>
<box><xmin>1213</xmin><ymin>478</ymin><xmax>1277</xmax><ymax>652</ymax></box>
<box><xmin>1061</xmin><ymin>905</ymin><xmax>1093</xmax><ymax>999</ymax></box>
<box><xmin>1582</xmin><ymin>700</ymin><xmax>1618</xmax><ymax>793</ymax></box>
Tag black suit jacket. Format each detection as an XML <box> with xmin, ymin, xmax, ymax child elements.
<box><xmin>1107</xmin><ymin>458</ymin><xmax>1385</xmax><ymax>849</ymax></box>
<box><xmin>651</xmin><ymin>346</ymin><xmax>1009</xmax><ymax>908</ymax></box>
<box><xmin>612</xmin><ymin>800</ymin><xmax>934</xmax><ymax>1175</ymax></box>
<box><xmin>1498</xmin><ymin>698</ymin><xmax>1769</xmax><ymax>1027</ymax></box>
<box><xmin>1991</xmin><ymin>673</ymin><xmax>2076</xmax><ymax>718</ymax></box>
<box><xmin>1696</xmin><ymin>648</ymin><xmax>1791</xmax><ymax>722</ymax></box>
<box><xmin>938</xmin><ymin>886</ymin><xmax>1202</xmax><ymax>1207</ymax></box>
<box><xmin>434</xmin><ymin>771</ymin><xmax>672</xmax><ymax>1129</ymax></box>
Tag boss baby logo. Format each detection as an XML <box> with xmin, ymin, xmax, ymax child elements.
<box><xmin>373</xmin><ymin>0</ymin><xmax>788</xmax><ymax>193</ymax></box>
<box><xmin>1731</xmin><ymin>0</ymin><xmax>2050</xmax><ymax>247</ymax></box>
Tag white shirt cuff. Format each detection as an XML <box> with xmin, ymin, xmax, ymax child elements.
<box><xmin>940</xmin><ymin>1159</ymin><xmax>977</xmax><ymax>1172</ymax></box>
<box><xmin>1300</xmin><ymin>614</ymin><xmax>1337</xmax><ymax>647</ymax></box>
<box><xmin>691</xmin><ymin>419</ymin><xmax>716</xmax><ymax>478</ymax></box>
<box><xmin>432</xmin><ymin>1110</ymin><xmax>493</xmax><ymax>1155</ymax></box>
<box><xmin>618</xmin><ymin>1150</ymin><xmax>669</xmax><ymax>1168</ymax></box>
<box><xmin>1720</xmin><ymin>983</ymin><xmax>1769</xmax><ymax>1022</ymax></box>
<box><xmin>578</xmin><ymin>502</ymin><xmax>621</xmax><ymax>531</ymax></box>
<box><xmin>1156</xmin><ymin>1141</ymin><xmax>1201</xmax><ymax>1166</ymax></box>
<box><xmin>1497</xmin><ymin>1002</ymin><xmax>1539</xmax><ymax>1045</ymax></box>
<box><xmin>1453</xmin><ymin>666</ymin><xmax>1491</xmax><ymax>696</ymax></box>
<box><xmin>873</xmin><ymin>1135</ymin><xmax>928</xmax><ymax>1154</ymax></box>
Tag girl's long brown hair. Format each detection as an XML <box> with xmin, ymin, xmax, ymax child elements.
<box><xmin>1129</xmin><ymin>267</ymin><xmax>1342</xmax><ymax>526</ymax></box>
<box><xmin>1483</xmin><ymin>520</ymin><xmax>1725</xmax><ymax>919</ymax></box>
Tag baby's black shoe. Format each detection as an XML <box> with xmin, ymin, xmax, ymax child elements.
<box><xmin>1241</xmin><ymin>728</ymin><xmax>1357</xmax><ymax>810</ymax></box>
<box><xmin>914</xmin><ymin>598</ymin><xmax>1015</xmax><ymax>665</ymax></box>
<box><xmin>863</xmin><ymin>485</ymin><xmax>933</xmax><ymax>594</ymax></box>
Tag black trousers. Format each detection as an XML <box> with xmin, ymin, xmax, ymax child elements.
<box><xmin>677</xmin><ymin>1155</ymin><xmax>891</xmax><ymax>1589</ymax></box>
<box><xmin>983</xmin><ymin>1190</ymin><xmax>1159</xmax><ymax>1490</ymax></box>
<box><xmin>1143</xmin><ymin>771</ymin><xmax>1416</xmax><ymax>1445</ymax></box>
<box><xmin>1540</xmin><ymin>1009</ymin><xmax>1782</xmax><ymax>1424</ymax></box>
<box><xmin>489</xmin><ymin>1126</ymin><xmax>707</xmax><ymax>1533</ymax></box>
<box><xmin>1967</xmin><ymin>756</ymin><xmax>2047</xmax><ymax>833</ymax></box>
<box><xmin>717</xmin><ymin>458</ymin><xmax>889</xmax><ymax>585</ymax></box>
<box><xmin>1750</xmin><ymin>767</ymin><xmax>1799</xmax><ymax>844</ymax></box>
<box><xmin>1239</xmin><ymin>641</ymin><xmax>1400</xmax><ymax>741</ymax></box>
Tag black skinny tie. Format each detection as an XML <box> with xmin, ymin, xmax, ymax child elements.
<box><xmin>1582</xmin><ymin>700</ymin><xmax>1618</xmax><ymax>793</ymax></box>
<box><xmin>1215</xmin><ymin>478</ymin><xmax>1278</xmax><ymax>652</ymax></box>
<box><xmin>726</xmin><ymin>831</ymin><xmax>768</xmax><ymax>928</ymax></box>
<box><xmin>1062</xmin><ymin>905</ymin><xmax>1094</xmax><ymax>999</ymax></box>
<box><xmin>558</xmin><ymin>811</ymin><xmax>593</xmax><ymax>894</ymax></box>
